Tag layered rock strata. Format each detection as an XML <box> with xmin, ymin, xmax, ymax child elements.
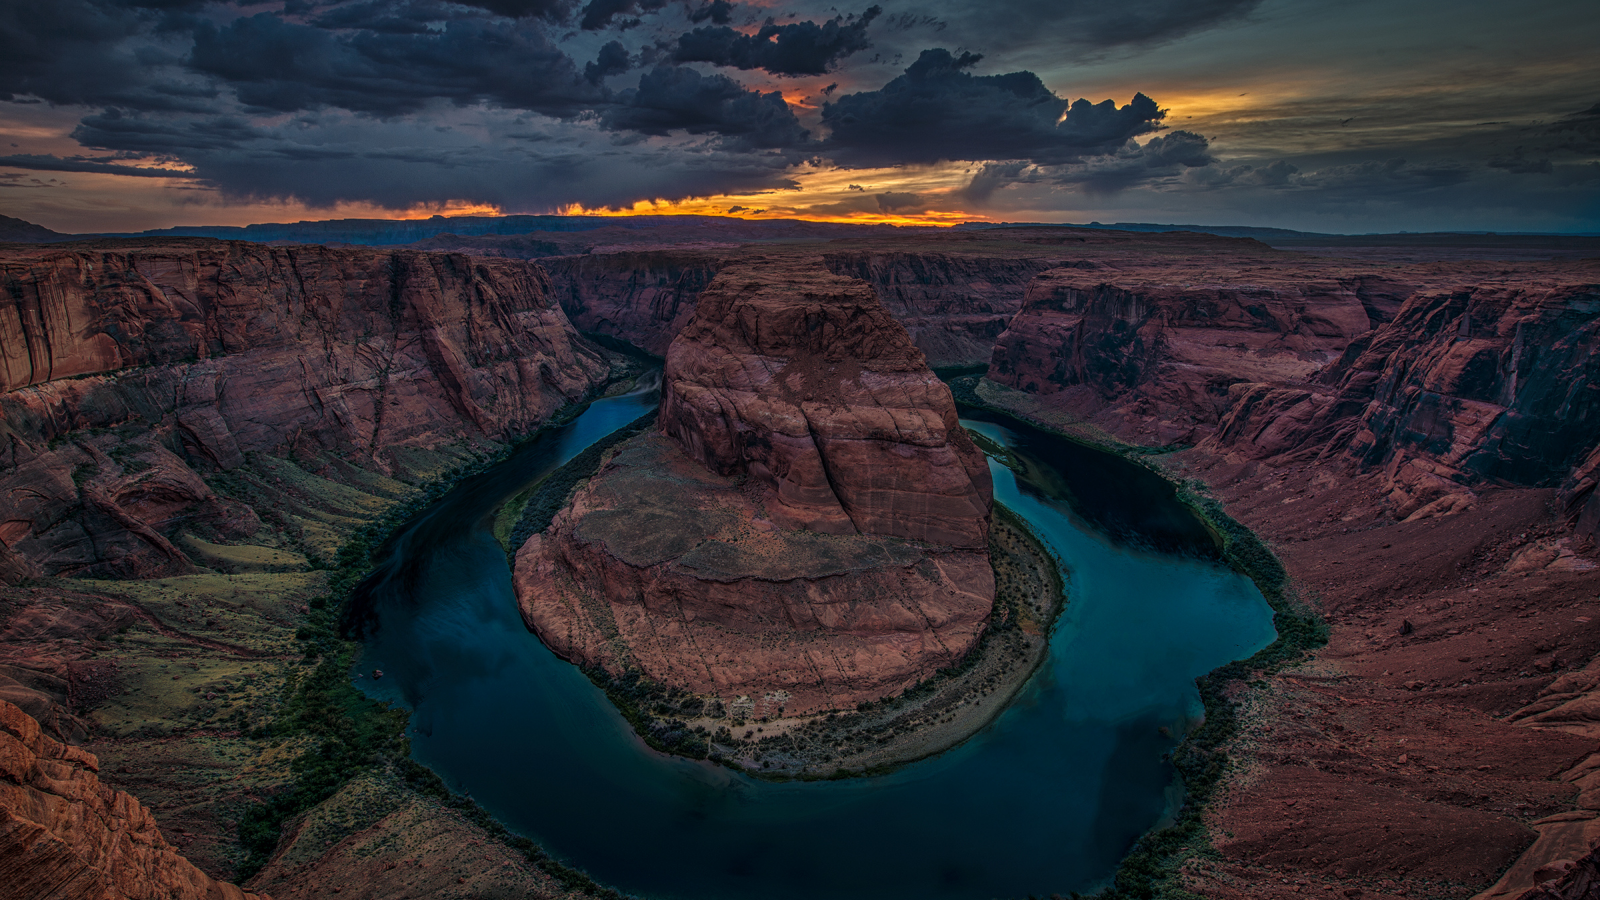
<box><xmin>541</xmin><ymin>250</ymin><xmax>725</xmax><ymax>356</ymax></box>
<box><xmin>986</xmin><ymin>263</ymin><xmax>1376</xmax><ymax>446</ymax></box>
<box><xmin>0</xmin><ymin>698</ymin><xmax>267</xmax><ymax>900</ymax></box>
<box><xmin>1208</xmin><ymin>267</ymin><xmax>1600</xmax><ymax>520</ymax></box>
<box><xmin>822</xmin><ymin>251</ymin><xmax>1059</xmax><ymax>367</ymax></box>
<box><xmin>983</xmin><ymin>254</ymin><xmax>1600</xmax><ymax>523</ymax></box>
<box><xmin>660</xmin><ymin>260</ymin><xmax>993</xmax><ymax>547</ymax></box>
<box><xmin>0</xmin><ymin>240</ymin><xmax>608</xmax><ymax>577</ymax></box>
<box><xmin>516</xmin><ymin>259</ymin><xmax>995</xmax><ymax>714</ymax></box>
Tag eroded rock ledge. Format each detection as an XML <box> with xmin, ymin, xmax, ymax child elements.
<box><xmin>660</xmin><ymin>258</ymin><xmax>993</xmax><ymax>548</ymax></box>
<box><xmin>0</xmin><ymin>698</ymin><xmax>267</xmax><ymax>900</ymax></box>
<box><xmin>515</xmin><ymin>259</ymin><xmax>995</xmax><ymax>715</ymax></box>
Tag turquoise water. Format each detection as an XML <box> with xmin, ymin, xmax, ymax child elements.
<box><xmin>354</xmin><ymin>389</ymin><xmax>1276</xmax><ymax>900</ymax></box>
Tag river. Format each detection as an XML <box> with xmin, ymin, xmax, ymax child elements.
<box><xmin>354</xmin><ymin>385</ymin><xmax>1277</xmax><ymax>900</ymax></box>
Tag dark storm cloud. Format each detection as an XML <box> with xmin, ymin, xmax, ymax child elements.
<box><xmin>1487</xmin><ymin>150</ymin><xmax>1554</xmax><ymax>175</ymax></box>
<box><xmin>1289</xmin><ymin>158</ymin><xmax>1473</xmax><ymax>192</ymax></box>
<box><xmin>189</xmin><ymin>12</ymin><xmax>600</xmax><ymax>117</ymax></box>
<box><xmin>928</xmin><ymin>0</ymin><xmax>1262</xmax><ymax>53</ymax></box>
<box><xmin>578</xmin><ymin>0</ymin><xmax>668</xmax><ymax>31</ymax></box>
<box><xmin>1050</xmin><ymin>129</ymin><xmax>1212</xmax><ymax>193</ymax></box>
<box><xmin>874</xmin><ymin>190</ymin><xmax>925</xmax><ymax>212</ymax></box>
<box><xmin>63</xmin><ymin>99</ymin><xmax>806</xmax><ymax>209</ymax></box>
<box><xmin>672</xmin><ymin>7</ymin><xmax>881</xmax><ymax>77</ymax></box>
<box><xmin>73</xmin><ymin>109</ymin><xmax>263</xmax><ymax>154</ymax></box>
<box><xmin>603</xmin><ymin>65</ymin><xmax>810</xmax><ymax>149</ymax></box>
<box><xmin>452</xmin><ymin>0</ymin><xmax>576</xmax><ymax>19</ymax></box>
<box><xmin>958</xmin><ymin>161</ymin><xmax>1034</xmax><ymax>204</ymax></box>
<box><xmin>585</xmin><ymin>40</ymin><xmax>632</xmax><ymax>84</ymax></box>
<box><xmin>1178</xmin><ymin>154</ymin><xmax>1474</xmax><ymax>196</ymax></box>
<box><xmin>0</xmin><ymin>0</ymin><xmax>207</xmax><ymax>108</ymax></box>
<box><xmin>312</xmin><ymin>1</ymin><xmax>465</xmax><ymax>33</ymax></box>
<box><xmin>821</xmin><ymin>49</ymin><xmax>1163</xmax><ymax>166</ymax></box>
<box><xmin>0</xmin><ymin>153</ymin><xmax>190</xmax><ymax>178</ymax></box>
<box><xmin>688</xmin><ymin>0</ymin><xmax>734</xmax><ymax>25</ymax></box>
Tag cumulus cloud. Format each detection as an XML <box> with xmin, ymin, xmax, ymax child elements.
<box><xmin>602</xmin><ymin>65</ymin><xmax>810</xmax><ymax>149</ymax></box>
<box><xmin>673</xmin><ymin>7</ymin><xmax>881</xmax><ymax>77</ymax></box>
<box><xmin>821</xmin><ymin>49</ymin><xmax>1164</xmax><ymax>167</ymax></box>
<box><xmin>688</xmin><ymin>0</ymin><xmax>734</xmax><ymax>25</ymax></box>
<box><xmin>585</xmin><ymin>40</ymin><xmax>631</xmax><ymax>84</ymax></box>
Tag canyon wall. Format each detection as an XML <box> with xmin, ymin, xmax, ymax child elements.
<box><xmin>542</xmin><ymin>250</ymin><xmax>726</xmax><ymax>357</ymax></box>
<box><xmin>985</xmin><ymin>262</ymin><xmax>1376</xmax><ymax>446</ymax></box>
<box><xmin>822</xmin><ymin>251</ymin><xmax>1058</xmax><ymax>367</ymax></box>
<box><xmin>0</xmin><ymin>239</ymin><xmax>609</xmax><ymax>578</ymax></box>
<box><xmin>0</xmin><ymin>698</ymin><xmax>266</xmax><ymax>900</ymax></box>
<box><xmin>1210</xmin><ymin>270</ymin><xmax>1600</xmax><ymax>519</ymax></box>
<box><xmin>516</xmin><ymin>257</ymin><xmax>995</xmax><ymax>714</ymax></box>
<box><xmin>984</xmin><ymin>255</ymin><xmax>1600</xmax><ymax>520</ymax></box>
<box><xmin>538</xmin><ymin>244</ymin><xmax>1065</xmax><ymax>369</ymax></box>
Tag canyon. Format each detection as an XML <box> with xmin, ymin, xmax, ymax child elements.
<box><xmin>0</xmin><ymin>222</ymin><xmax>1597</xmax><ymax>900</ymax></box>
<box><xmin>0</xmin><ymin>237</ymin><xmax>620</xmax><ymax>898</ymax></box>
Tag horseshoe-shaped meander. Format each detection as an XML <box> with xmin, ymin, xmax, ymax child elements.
<box><xmin>354</xmin><ymin>382</ymin><xmax>1276</xmax><ymax>900</ymax></box>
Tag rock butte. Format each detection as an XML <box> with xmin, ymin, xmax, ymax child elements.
<box><xmin>515</xmin><ymin>258</ymin><xmax>995</xmax><ymax>714</ymax></box>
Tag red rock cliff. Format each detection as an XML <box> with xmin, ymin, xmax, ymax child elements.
<box><xmin>0</xmin><ymin>240</ymin><xmax>608</xmax><ymax>577</ymax></box>
<box><xmin>541</xmin><ymin>250</ymin><xmax>725</xmax><ymax>356</ymax></box>
<box><xmin>822</xmin><ymin>251</ymin><xmax>1058</xmax><ymax>367</ymax></box>
<box><xmin>1211</xmin><ymin>268</ymin><xmax>1600</xmax><ymax>519</ymax></box>
<box><xmin>986</xmin><ymin>262</ymin><xmax>1374</xmax><ymax>446</ymax></box>
<box><xmin>660</xmin><ymin>258</ymin><xmax>993</xmax><ymax>549</ymax></box>
<box><xmin>0</xmin><ymin>698</ymin><xmax>267</xmax><ymax>900</ymax></box>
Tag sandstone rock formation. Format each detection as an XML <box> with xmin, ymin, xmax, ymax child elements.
<box><xmin>822</xmin><ymin>250</ymin><xmax>1058</xmax><ymax>366</ymax></box>
<box><xmin>1210</xmin><ymin>268</ymin><xmax>1600</xmax><ymax>519</ymax></box>
<box><xmin>981</xmin><ymin>246</ymin><xmax>1600</xmax><ymax>523</ymax></box>
<box><xmin>540</xmin><ymin>245</ymin><xmax>1061</xmax><ymax>368</ymax></box>
<box><xmin>660</xmin><ymin>259</ymin><xmax>993</xmax><ymax>547</ymax></box>
<box><xmin>542</xmin><ymin>250</ymin><xmax>725</xmax><ymax>356</ymax></box>
<box><xmin>986</xmin><ymin>262</ymin><xmax>1375</xmax><ymax>446</ymax></box>
<box><xmin>0</xmin><ymin>698</ymin><xmax>267</xmax><ymax>900</ymax></box>
<box><xmin>0</xmin><ymin>240</ymin><xmax>609</xmax><ymax>577</ymax></box>
<box><xmin>516</xmin><ymin>258</ymin><xmax>995</xmax><ymax>714</ymax></box>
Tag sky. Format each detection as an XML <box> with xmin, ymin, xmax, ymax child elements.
<box><xmin>1</xmin><ymin>0</ymin><xmax>1597</xmax><ymax>234</ymax></box>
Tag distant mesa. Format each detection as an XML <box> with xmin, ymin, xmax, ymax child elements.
<box><xmin>0</xmin><ymin>214</ymin><xmax>69</xmax><ymax>243</ymax></box>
